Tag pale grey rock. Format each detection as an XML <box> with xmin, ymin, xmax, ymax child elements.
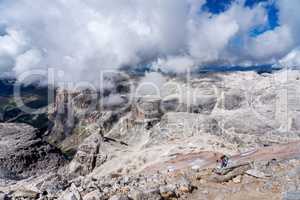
<box><xmin>143</xmin><ymin>112</ymin><xmax>222</xmax><ymax>148</ymax></box>
<box><xmin>219</xmin><ymin>90</ymin><xmax>245</xmax><ymax>110</ymax></box>
<box><xmin>109</xmin><ymin>194</ymin><xmax>130</xmax><ymax>200</ymax></box>
<box><xmin>83</xmin><ymin>190</ymin><xmax>104</xmax><ymax>200</ymax></box>
<box><xmin>68</xmin><ymin>133</ymin><xmax>107</xmax><ymax>177</ymax></box>
<box><xmin>129</xmin><ymin>188</ymin><xmax>161</xmax><ymax>200</ymax></box>
<box><xmin>246</xmin><ymin>169</ymin><xmax>266</xmax><ymax>179</ymax></box>
<box><xmin>283</xmin><ymin>191</ymin><xmax>300</xmax><ymax>200</ymax></box>
<box><xmin>58</xmin><ymin>184</ymin><xmax>82</xmax><ymax>200</ymax></box>
<box><xmin>12</xmin><ymin>189</ymin><xmax>39</xmax><ymax>199</ymax></box>
<box><xmin>176</xmin><ymin>176</ymin><xmax>193</xmax><ymax>193</ymax></box>
<box><xmin>48</xmin><ymin>85</ymin><xmax>129</xmax><ymax>155</ymax></box>
<box><xmin>132</xmin><ymin>96</ymin><xmax>163</xmax><ymax>123</ymax></box>
<box><xmin>0</xmin><ymin>193</ymin><xmax>7</xmax><ymax>200</ymax></box>
<box><xmin>159</xmin><ymin>185</ymin><xmax>176</xmax><ymax>199</ymax></box>
<box><xmin>290</xmin><ymin>115</ymin><xmax>300</xmax><ymax>132</ymax></box>
<box><xmin>189</xmin><ymin>95</ymin><xmax>217</xmax><ymax>114</ymax></box>
<box><xmin>38</xmin><ymin>174</ymin><xmax>69</xmax><ymax>198</ymax></box>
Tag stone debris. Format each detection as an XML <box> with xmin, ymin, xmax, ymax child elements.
<box><xmin>12</xmin><ymin>189</ymin><xmax>39</xmax><ymax>199</ymax></box>
<box><xmin>109</xmin><ymin>194</ymin><xmax>130</xmax><ymax>200</ymax></box>
<box><xmin>283</xmin><ymin>191</ymin><xmax>300</xmax><ymax>200</ymax></box>
<box><xmin>232</xmin><ymin>175</ymin><xmax>242</xmax><ymax>184</ymax></box>
<box><xmin>210</xmin><ymin>163</ymin><xmax>251</xmax><ymax>183</ymax></box>
<box><xmin>2</xmin><ymin>71</ymin><xmax>300</xmax><ymax>199</ymax></box>
<box><xmin>58</xmin><ymin>184</ymin><xmax>82</xmax><ymax>200</ymax></box>
<box><xmin>83</xmin><ymin>190</ymin><xmax>104</xmax><ymax>200</ymax></box>
<box><xmin>0</xmin><ymin>123</ymin><xmax>66</xmax><ymax>178</ymax></box>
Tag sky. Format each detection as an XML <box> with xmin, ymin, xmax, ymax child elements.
<box><xmin>0</xmin><ymin>0</ymin><xmax>299</xmax><ymax>82</ymax></box>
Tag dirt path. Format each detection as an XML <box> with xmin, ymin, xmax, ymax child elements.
<box><xmin>145</xmin><ymin>141</ymin><xmax>300</xmax><ymax>173</ymax></box>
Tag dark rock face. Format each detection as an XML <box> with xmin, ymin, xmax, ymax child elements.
<box><xmin>0</xmin><ymin>79</ymin><xmax>52</xmax><ymax>138</ymax></box>
<box><xmin>0</xmin><ymin>123</ymin><xmax>66</xmax><ymax>179</ymax></box>
<box><xmin>220</xmin><ymin>91</ymin><xmax>245</xmax><ymax>110</ymax></box>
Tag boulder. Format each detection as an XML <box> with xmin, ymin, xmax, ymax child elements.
<box><xmin>128</xmin><ymin>188</ymin><xmax>162</xmax><ymax>200</ymax></box>
<box><xmin>12</xmin><ymin>189</ymin><xmax>39</xmax><ymax>199</ymax></box>
<box><xmin>58</xmin><ymin>184</ymin><xmax>82</xmax><ymax>200</ymax></box>
<box><xmin>83</xmin><ymin>190</ymin><xmax>104</xmax><ymax>200</ymax></box>
<box><xmin>132</xmin><ymin>96</ymin><xmax>163</xmax><ymax>123</ymax></box>
<box><xmin>0</xmin><ymin>192</ymin><xmax>8</xmax><ymax>200</ymax></box>
<box><xmin>109</xmin><ymin>194</ymin><xmax>130</xmax><ymax>200</ymax></box>
<box><xmin>159</xmin><ymin>185</ymin><xmax>177</xmax><ymax>199</ymax></box>
<box><xmin>176</xmin><ymin>176</ymin><xmax>193</xmax><ymax>194</ymax></box>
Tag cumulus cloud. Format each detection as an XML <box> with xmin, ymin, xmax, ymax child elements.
<box><xmin>279</xmin><ymin>48</ymin><xmax>300</xmax><ymax>68</ymax></box>
<box><xmin>247</xmin><ymin>25</ymin><xmax>293</xmax><ymax>62</ymax></box>
<box><xmin>137</xmin><ymin>72</ymin><xmax>167</xmax><ymax>96</ymax></box>
<box><xmin>0</xmin><ymin>0</ymin><xmax>299</xmax><ymax>82</ymax></box>
<box><xmin>152</xmin><ymin>56</ymin><xmax>195</xmax><ymax>74</ymax></box>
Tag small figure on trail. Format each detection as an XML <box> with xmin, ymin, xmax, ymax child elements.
<box><xmin>220</xmin><ymin>155</ymin><xmax>229</xmax><ymax>168</ymax></box>
<box><xmin>214</xmin><ymin>154</ymin><xmax>230</xmax><ymax>174</ymax></box>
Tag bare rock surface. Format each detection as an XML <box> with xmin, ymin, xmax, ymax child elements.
<box><xmin>68</xmin><ymin>133</ymin><xmax>108</xmax><ymax>177</ymax></box>
<box><xmin>0</xmin><ymin>123</ymin><xmax>66</xmax><ymax>179</ymax></box>
<box><xmin>2</xmin><ymin>70</ymin><xmax>300</xmax><ymax>199</ymax></box>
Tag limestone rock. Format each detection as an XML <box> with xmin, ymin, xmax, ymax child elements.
<box><xmin>232</xmin><ymin>175</ymin><xmax>242</xmax><ymax>184</ymax></box>
<box><xmin>190</xmin><ymin>95</ymin><xmax>217</xmax><ymax>114</ymax></box>
<box><xmin>83</xmin><ymin>190</ymin><xmax>104</xmax><ymax>200</ymax></box>
<box><xmin>246</xmin><ymin>169</ymin><xmax>266</xmax><ymax>179</ymax></box>
<box><xmin>129</xmin><ymin>188</ymin><xmax>162</xmax><ymax>200</ymax></box>
<box><xmin>0</xmin><ymin>123</ymin><xmax>65</xmax><ymax>178</ymax></box>
<box><xmin>176</xmin><ymin>176</ymin><xmax>193</xmax><ymax>193</ymax></box>
<box><xmin>159</xmin><ymin>185</ymin><xmax>176</xmax><ymax>199</ymax></box>
<box><xmin>58</xmin><ymin>184</ymin><xmax>82</xmax><ymax>200</ymax></box>
<box><xmin>220</xmin><ymin>90</ymin><xmax>245</xmax><ymax>110</ymax></box>
<box><xmin>283</xmin><ymin>191</ymin><xmax>300</xmax><ymax>200</ymax></box>
<box><xmin>12</xmin><ymin>189</ymin><xmax>39</xmax><ymax>199</ymax></box>
<box><xmin>68</xmin><ymin>133</ymin><xmax>107</xmax><ymax>177</ymax></box>
<box><xmin>109</xmin><ymin>194</ymin><xmax>130</xmax><ymax>200</ymax></box>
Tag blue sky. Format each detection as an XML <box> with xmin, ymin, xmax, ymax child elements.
<box><xmin>204</xmin><ymin>0</ymin><xmax>279</xmax><ymax>36</ymax></box>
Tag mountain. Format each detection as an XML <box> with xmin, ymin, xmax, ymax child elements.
<box><xmin>1</xmin><ymin>70</ymin><xmax>300</xmax><ymax>199</ymax></box>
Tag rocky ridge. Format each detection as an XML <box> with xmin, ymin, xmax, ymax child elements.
<box><xmin>1</xmin><ymin>70</ymin><xmax>300</xmax><ymax>199</ymax></box>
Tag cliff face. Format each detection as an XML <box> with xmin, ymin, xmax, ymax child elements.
<box><xmin>47</xmin><ymin>75</ymin><xmax>132</xmax><ymax>156</ymax></box>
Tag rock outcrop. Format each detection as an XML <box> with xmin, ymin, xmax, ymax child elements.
<box><xmin>68</xmin><ymin>133</ymin><xmax>108</xmax><ymax>177</ymax></box>
<box><xmin>0</xmin><ymin>123</ymin><xmax>66</xmax><ymax>179</ymax></box>
<box><xmin>2</xmin><ymin>70</ymin><xmax>300</xmax><ymax>199</ymax></box>
<box><xmin>47</xmin><ymin>75</ymin><xmax>131</xmax><ymax>156</ymax></box>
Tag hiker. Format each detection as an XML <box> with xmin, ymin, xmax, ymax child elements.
<box><xmin>220</xmin><ymin>155</ymin><xmax>229</xmax><ymax>168</ymax></box>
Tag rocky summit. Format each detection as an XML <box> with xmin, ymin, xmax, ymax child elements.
<box><xmin>0</xmin><ymin>123</ymin><xmax>66</xmax><ymax>179</ymax></box>
<box><xmin>1</xmin><ymin>70</ymin><xmax>300</xmax><ymax>200</ymax></box>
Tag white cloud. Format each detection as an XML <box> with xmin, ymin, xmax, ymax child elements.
<box><xmin>137</xmin><ymin>72</ymin><xmax>167</xmax><ymax>96</ymax></box>
<box><xmin>152</xmin><ymin>56</ymin><xmax>195</xmax><ymax>74</ymax></box>
<box><xmin>279</xmin><ymin>48</ymin><xmax>300</xmax><ymax>68</ymax></box>
<box><xmin>0</xmin><ymin>0</ymin><xmax>299</xmax><ymax>81</ymax></box>
<box><xmin>247</xmin><ymin>25</ymin><xmax>293</xmax><ymax>61</ymax></box>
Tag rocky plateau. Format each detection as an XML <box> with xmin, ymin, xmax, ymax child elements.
<box><xmin>1</xmin><ymin>70</ymin><xmax>300</xmax><ymax>200</ymax></box>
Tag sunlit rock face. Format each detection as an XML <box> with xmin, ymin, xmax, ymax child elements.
<box><xmin>2</xmin><ymin>70</ymin><xmax>300</xmax><ymax>199</ymax></box>
<box><xmin>132</xmin><ymin>96</ymin><xmax>163</xmax><ymax>123</ymax></box>
<box><xmin>47</xmin><ymin>75</ymin><xmax>132</xmax><ymax>156</ymax></box>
